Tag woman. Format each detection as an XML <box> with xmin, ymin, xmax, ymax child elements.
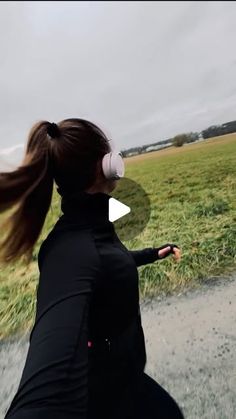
<box><xmin>1</xmin><ymin>118</ymin><xmax>184</xmax><ymax>419</ymax></box>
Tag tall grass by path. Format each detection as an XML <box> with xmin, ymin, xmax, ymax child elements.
<box><xmin>124</xmin><ymin>134</ymin><xmax>236</xmax><ymax>296</ymax></box>
<box><xmin>0</xmin><ymin>134</ymin><xmax>236</xmax><ymax>339</ymax></box>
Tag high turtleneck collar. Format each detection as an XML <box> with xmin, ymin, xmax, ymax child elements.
<box><xmin>60</xmin><ymin>190</ymin><xmax>112</xmax><ymax>226</ymax></box>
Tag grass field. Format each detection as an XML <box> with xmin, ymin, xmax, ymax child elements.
<box><xmin>0</xmin><ymin>133</ymin><xmax>236</xmax><ymax>339</ymax></box>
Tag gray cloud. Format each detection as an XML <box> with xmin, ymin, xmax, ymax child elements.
<box><xmin>1</xmin><ymin>0</ymin><xmax>236</xmax><ymax>155</ymax></box>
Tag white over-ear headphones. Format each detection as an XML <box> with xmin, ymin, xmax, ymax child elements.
<box><xmin>102</xmin><ymin>151</ymin><xmax>125</xmax><ymax>180</ymax></box>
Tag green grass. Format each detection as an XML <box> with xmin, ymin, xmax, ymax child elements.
<box><xmin>0</xmin><ymin>134</ymin><xmax>236</xmax><ymax>339</ymax></box>
<box><xmin>123</xmin><ymin>134</ymin><xmax>236</xmax><ymax>297</ymax></box>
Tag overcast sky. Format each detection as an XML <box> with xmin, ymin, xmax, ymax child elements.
<box><xmin>1</xmin><ymin>1</ymin><xmax>236</xmax><ymax>162</ymax></box>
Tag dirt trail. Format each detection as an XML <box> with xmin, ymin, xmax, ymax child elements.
<box><xmin>141</xmin><ymin>274</ymin><xmax>236</xmax><ymax>419</ymax></box>
<box><xmin>1</xmin><ymin>274</ymin><xmax>236</xmax><ymax>419</ymax></box>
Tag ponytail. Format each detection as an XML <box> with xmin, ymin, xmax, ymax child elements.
<box><xmin>0</xmin><ymin>121</ymin><xmax>54</xmax><ymax>266</ymax></box>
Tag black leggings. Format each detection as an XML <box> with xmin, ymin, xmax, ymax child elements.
<box><xmin>5</xmin><ymin>372</ymin><xmax>184</xmax><ymax>419</ymax></box>
<box><xmin>87</xmin><ymin>371</ymin><xmax>185</xmax><ymax>419</ymax></box>
<box><xmin>131</xmin><ymin>372</ymin><xmax>184</xmax><ymax>419</ymax></box>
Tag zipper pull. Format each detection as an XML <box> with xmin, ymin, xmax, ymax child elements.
<box><xmin>105</xmin><ymin>338</ymin><xmax>111</xmax><ymax>352</ymax></box>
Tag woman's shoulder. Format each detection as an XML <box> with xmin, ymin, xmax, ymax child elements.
<box><xmin>38</xmin><ymin>216</ymin><xmax>100</xmax><ymax>271</ymax></box>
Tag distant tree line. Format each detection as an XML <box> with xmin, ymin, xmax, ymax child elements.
<box><xmin>172</xmin><ymin>132</ymin><xmax>199</xmax><ymax>147</ymax></box>
<box><xmin>121</xmin><ymin>138</ymin><xmax>172</xmax><ymax>157</ymax></box>
<box><xmin>172</xmin><ymin>120</ymin><xmax>236</xmax><ymax>147</ymax></box>
<box><xmin>202</xmin><ymin>120</ymin><xmax>236</xmax><ymax>139</ymax></box>
<box><xmin>121</xmin><ymin>119</ymin><xmax>236</xmax><ymax>155</ymax></box>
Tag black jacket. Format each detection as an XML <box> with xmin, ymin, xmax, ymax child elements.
<box><xmin>5</xmin><ymin>191</ymin><xmax>160</xmax><ymax>419</ymax></box>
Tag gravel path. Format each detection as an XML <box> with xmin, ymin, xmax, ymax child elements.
<box><xmin>1</xmin><ymin>274</ymin><xmax>236</xmax><ymax>419</ymax></box>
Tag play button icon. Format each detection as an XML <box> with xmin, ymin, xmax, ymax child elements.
<box><xmin>110</xmin><ymin>177</ymin><xmax>151</xmax><ymax>241</ymax></box>
<box><xmin>109</xmin><ymin>197</ymin><xmax>131</xmax><ymax>222</ymax></box>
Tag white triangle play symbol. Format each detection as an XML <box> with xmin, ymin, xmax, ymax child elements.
<box><xmin>109</xmin><ymin>197</ymin><xmax>131</xmax><ymax>222</ymax></box>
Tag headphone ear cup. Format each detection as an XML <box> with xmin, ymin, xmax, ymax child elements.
<box><xmin>102</xmin><ymin>152</ymin><xmax>125</xmax><ymax>180</ymax></box>
<box><xmin>102</xmin><ymin>152</ymin><xmax>111</xmax><ymax>179</ymax></box>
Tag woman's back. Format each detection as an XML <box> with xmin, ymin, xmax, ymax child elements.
<box><xmin>4</xmin><ymin>191</ymin><xmax>150</xmax><ymax>419</ymax></box>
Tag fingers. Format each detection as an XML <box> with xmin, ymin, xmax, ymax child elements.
<box><xmin>157</xmin><ymin>245</ymin><xmax>181</xmax><ymax>261</ymax></box>
<box><xmin>158</xmin><ymin>246</ymin><xmax>171</xmax><ymax>259</ymax></box>
<box><xmin>173</xmin><ymin>247</ymin><xmax>181</xmax><ymax>262</ymax></box>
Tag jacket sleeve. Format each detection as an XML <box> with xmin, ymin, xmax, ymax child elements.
<box><xmin>5</xmin><ymin>230</ymin><xmax>101</xmax><ymax>419</ymax></box>
<box><xmin>128</xmin><ymin>248</ymin><xmax>158</xmax><ymax>267</ymax></box>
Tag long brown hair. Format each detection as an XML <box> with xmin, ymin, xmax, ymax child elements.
<box><xmin>0</xmin><ymin>118</ymin><xmax>110</xmax><ymax>266</ymax></box>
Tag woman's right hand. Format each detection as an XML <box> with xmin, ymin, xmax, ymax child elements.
<box><xmin>157</xmin><ymin>244</ymin><xmax>181</xmax><ymax>262</ymax></box>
